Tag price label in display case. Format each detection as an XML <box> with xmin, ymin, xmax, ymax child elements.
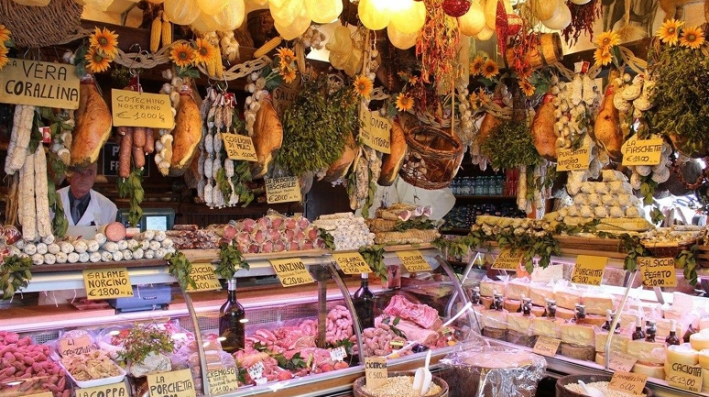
<box><xmin>270</xmin><ymin>258</ymin><xmax>314</xmax><ymax>287</ymax></box>
<box><xmin>609</xmin><ymin>371</ymin><xmax>647</xmax><ymax>395</ymax></box>
<box><xmin>76</xmin><ymin>382</ymin><xmax>130</xmax><ymax>397</ymax></box>
<box><xmin>491</xmin><ymin>249</ymin><xmax>523</xmax><ymax>271</ymax></box>
<box><xmin>622</xmin><ymin>138</ymin><xmax>663</xmax><ymax>166</ymax></box>
<box><xmin>111</xmin><ymin>89</ymin><xmax>174</xmax><ymax>129</ymax></box>
<box><xmin>667</xmin><ymin>364</ymin><xmax>703</xmax><ymax>393</ymax></box>
<box><xmin>365</xmin><ymin>357</ymin><xmax>388</xmax><ymax>388</ymax></box>
<box><xmin>333</xmin><ymin>252</ymin><xmax>371</xmax><ymax>275</ymax></box>
<box><xmin>223</xmin><ymin>133</ymin><xmax>257</xmax><ymax>162</ymax></box>
<box><xmin>396</xmin><ymin>250</ymin><xmax>432</xmax><ymax>273</ymax></box>
<box><xmin>82</xmin><ymin>268</ymin><xmax>133</xmax><ymax>300</ymax></box>
<box><xmin>185</xmin><ymin>263</ymin><xmax>221</xmax><ymax>292</ymax></box>
<box><xmin>147</xmin><ymin>369</ymin><xmax>196</xmax><ymax>397</ymax></box>
<box><xmin>207</xmin><ymin>367</ymin><xmax>238</xmax><ymax>395</ymax></box>
<box><xmin>638</xmin><ymin>257</ymin><xmax>677</xmax><ymax>288</ymax></box>
<box><xmin>570</xmin><ymin>256</ymin><xmax>607</xmax><ymax>286</ymax></box>
<box><xmin>608</xmin><ymin>352</ymin><xmax>638</xmax><ymax>373</ymax></box>
<box><xmin>533</xmin><ymin>336</ymin><xmax>561</xmax><ymax>357</ymax></box>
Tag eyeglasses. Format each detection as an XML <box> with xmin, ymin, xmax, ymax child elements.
<box><xmin>73</xmin><ymin>168</ymin><xmax>96</xmax><ymax>177</ymax></box>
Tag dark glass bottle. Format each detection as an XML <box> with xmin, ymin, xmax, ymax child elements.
<box><xmin>353</xmin><ymin>273</ymin><xmax>375</xmax><ymax>329</ymax></box>
<box><xmin>219</xmin><ymin>278</ymin><xmax>246</xmax><ymax>353</ymax></box>
<box><xmin>574</xmin><ymin>304</ymin><xmax>586</xmax><ymax>323</ymax></box>
<box><xmin>632</xmin><ymin>315</ymin><xmax>645</xmax><ymax>341</ymax></box>
<box><xmin>645</xmin><ymin>320</ymin><xmax>656</xmax><ymax>342</ymax></box>
<box><xmin>601</xmin><ymin>309</ymin><xmax>613</xmax><ymax>332</ymax></box>
<box><xmin>545</xmin><ymin>299</ymin><xmax>557</xmax><ymax>319</ymax></box>
<box><xmin>522</xmin><ymin>298</ymin><xmax>532</xmax><ymax>316</ymax></box>
<box><xmin>666</xmin><ymin>319</ymin><xmax>681</xmax><ymax>346</ymax></box>
<box><xmin>471</xmin><ymin>286</ymin><xmax>481</xmax><ymax>306</ymax></box>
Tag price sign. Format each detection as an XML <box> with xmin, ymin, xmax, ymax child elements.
<box><xmin>82</xmin><ymin>268</ymin><xmax>133</xmax><ymax>300</ymax></box>
<box><xmin>58</xmin><ymin>334</ymin><xmax>94</xmax><ymax>356</ymax></box>
<box><xmin>622</xmin><ymin>138</ymin><xmax>663</xmax><ymax>166</ymax></box>
<box><xmin>365</xmin><ymin>357</ymin><xmax>388</xmax><ymax>388</ymax></box>
<box><xmin>360</xmin><ymin>108</ymin><xmax>392</xmax><ymax>154</ymax></box>
<box><xmin>25</xmin><ymin>392</ymin><xmax>53</xmax><ymax>397</ymax></box>
<box><xmin>396</xmin><ymin>250</ymin><xmax>432</xmax><ymax>273</ymax></box>
<box><xmin>608</xmin><ymin>352</ymin><xmax>638</xmax><ymax>372</ymax></box>
<box><xmin>609</xmin><ymin>371</ymin><xmax>647</xmax><ymax>395</ymax></box>
<box><xmin>557</xmin><ymin>145</ymin><xmax>591</xmax><ymax>172</ymax></box>
<box><xmin>186</xmin><ymin>263</ymin><xmax>221</xmax><ymax>292</ymax></box>
<box><xmin>667</xmin><ymin>364</ymin><xmax>703</xmax><ymax>392</ymax></box>
<box><xmin>248</xmin><ymin>361</ymin><xmax>265</xmax><ymax>381</ymax></box>
<box><xmin>330</xmin><ymin>346</ymin><xmax>347</xmax><ymax>362</ymax></box>
<box><xmin>0</xmin><ymin>59</ymin><xmax>80</xmax><ymax>108</ymax></box>
<box><xmin>389</xmin><ymin>340</ymin><xmax>404</xmax><ymax>349</ymax></box>
<box><xmin>223</xmin><ymin>133</ymin><xmax>257</xmax><ymax>162</ymax></box>
<box><xmin>491</xmin><ymin>249</ymin><xmax>523</xmax><ymax>271</ymax></box>
<box><xmin>147</xmin><ymin>369</ymin><xmax>196</xmax><ymax>397</ymax></box>
<box><xmin>265</xmin><ymin>177</ymin><xmax>302</xmax><ymax>204</ymax></box>
<box><xmin>111</xmin><ymin>89</ymin><xmax>174</xmax><ymax>129</ymax></box>
<box><xmin>571</xmin><ymin>255</ymin><xmax>607</xmax><ymax>286</ymax></box>
<box><xmin>333</xmin><ymin>252</ymin><xmax>371</xmax><ymax>275</ymax></box>
<box><xmin>638</xmin><ymin>257</ymin><xmax>677</xmax><ymax>288</ymax></box>
<box><xmin>533</xmin><ymin>336</ymin><xmax>561</xmax><ymax>357</ymax></box>
<box><xmin>270</xmin><ymin>258</ymin><xmax>314</xmax><ymax>287</ymax></box>
<box><xmin>76</xmin><ymin>382</ymin><xmax>130</xmax><ymax>397</ymax></box>
<box><xmin>207</xmin><ymin>367</ymin><xmax>238</xmax><ymax>395</ymax></box>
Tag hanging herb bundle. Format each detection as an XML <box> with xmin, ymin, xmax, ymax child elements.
<box><xmin>417</xmin><ymin>0</ymin><xmax>460</xmax><ymax>92</ymax></box>
<box><xmin>117</xmin><ymin>167</ymin><xmax>144</xmax><ymax>227</ymax></box>
<box><xmin>216</xmin><ymin>240</ymin><xmax>249</xmax><ymax>280</ymax></box>
<box><xmin>277</xmin><ymin>75</ymin><xmax>358</xmax><ymax>176</ymax></box>
<box><xmin>359</xmin><ymin>245</ymin><xmax>386</xmax><ymax>282</ymax></box>
<box><xmin>165</xmin><ymin>250</ymin><xmax>197</xmax><ymax>290</ymax></box>
<box><xmin>0</xmin><ymin>255</ymin><xmax>32</xmax><ymax>299</ymax></box>
<box><xmin>562</xmin><ymin>0</ymin><xmax>602</xmax><ymax>46</ymax></box>
<box><xmin>480</xmin><ymin>119</ymin><xmax>543</xmax><ymax>170</ymax></box>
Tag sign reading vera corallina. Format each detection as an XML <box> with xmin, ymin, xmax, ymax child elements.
<box><xmin>0</xmin><ymin>59</ymin><xmax>80</xmax><ymax>109</ymax></box>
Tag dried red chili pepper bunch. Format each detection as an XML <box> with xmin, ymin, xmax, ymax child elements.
<box><xmin>416</xmin><ymin>0</ymin><xmax>460</xmax><ymax>91</ymax></box>
<box><xmin>562</xmin><ymin>0</ymin><xmax>602</xmax><ymax>46</ymax></box>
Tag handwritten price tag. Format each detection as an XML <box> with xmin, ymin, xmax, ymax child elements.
<box><xmin>638</xmin><ymin>257</ymin><xmax>677</xmax><ymax>288</ymax></box>
<box><xmin>333</xmin><ymin>252</ymin><xmax>370</xmax><ymax>275</ymax></box>
<box><xmin>622</xmin><ymin>138</ymin><xmax>663</xmax><ymax>166</ymax></box>
<box><xmin>0</xmin><ymin>59</ymin><xmax>80</xmax><ymax>109</ymax></box>
<box><xmin>365</xmin><ymin>357</ymin><xmax>388</xmax><ymax>388</ymax></box>
<box><xmin>58</xmin><ymin>334</ymin><xmax>94</xmax><ymax>357</ymax></box>
<box><xmin>609</xmin><ymin>371</ymin><xmax>647</xmax><ymax>395</ymax></box>
<box><xmin>223</xmin><ymin>133</ymin><xmax>257</xmax><ymax>162</ymax></box>
<box><xmin>76</xmin><ymin>382</ymin><xmax>130</xmax><ymax>397</ymax></box>
<box><xmin>396</xmin><ymin>250</ymin><xmax>432</xmax><ymax>273</ymax></box>
<box><xmin>147</xmin><ymin>369</ymin><xmax>196</xmax><ymax>397</ymax></box>
<box><xmin>571</xmin><ymin>256</ymin><xmax>607</xmax><ymax>286</ymax></box>
<box><xmin>207</xmin><ymin>367</ymin><xmax>238</xmax><ymax>395</ymax></box>
<box><xmin>557</xmin><ymin>146</ymin><xmax>591</xmax><ymax>172</ymax></box>
<box><xmin>533</xmin><ymin>336</ymin><xmax>561</xmax><ymax>357</ymax></box>
<box><xmin>186</xmin><ymin>263</ymin><xmax>221</xmax><ymax>292</ymax></box>
<box><xmin>270</xmin><ymin>258</ymin><xmax>314</xmax><ymax>287</ymax></box>
<box><xmin>248</xmin><ymin>361</ymin><xmax>265</xmax><ymax>381</ymax></box>
<box><xmin>667</xmin><ymin>365</ymin><xmax>703</xmax><ymax>392</ymax></box>
<box><xmin>359</xmin><ymin>108</ymin><xmax>391</xmax><ymax>154</ymax></box>
<box><xmin>330</xmin><ymin>346</ymin><xmax>347</xmax><ymax>362</ymax></box>
<box><xmin>491</xmin><ymin>249</ymin><xmax>523</xmax><ymax>271</ymax></box>
<box><xmin>82</xmin><ymin>268</ymin><xmax>133</xmax><ymax>300</ymax></box>
<box><xmin>608</xmin><ymin>352</ymin><xmax>638</xmax><ymax>373</ymax></box>
<box><xmin>111</xmin><ymin>89</ymin><xmax>174</xmax><ymax>129</ymax></box>
<box><xmin>265</xmin><ymin>177</ymin><xmax>302</xmax><ymax>204</ymax></box>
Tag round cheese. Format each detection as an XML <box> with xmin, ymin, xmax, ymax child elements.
<box><xmin>503</xmin><ymin>298</ymin><xmax>522</xmax><ymax>312</ymax></box>
<box><xmin>665</xmin><ymin>344</ymin><xmax>699</xmax><ymax>375</ymax></box>
<box><xmin>561</xmin><ymin>343</ymin><xmax>595</xmax><ymax>361</ymax></box>
<box><xmin>633</xmin><ymin>362</ymin><xmax>665</xmax><ymax>379</ymax></box>
<box><xmin>595</xmin><ymin>352</ymin><xmax>606</xmax><ymax>366</ymax></box>
<box><xmin>690</xmin><ymin>330</ymin><xmax>709</xmax><ymax>351</ymax></box>
<box><xmin>698</xmin><ymin>349</ymin><xmax>709</xmax><ymax>369</ymax></box>
<box><xmin>700</xmin><ymin>318</ymin><xmax>709</xmax><ymax>331</ymax></box>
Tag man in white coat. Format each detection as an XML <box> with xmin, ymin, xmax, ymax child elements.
<box><xmin>57</xmin><ymin>162</ymin><xmax>117</xmax><ymax>227</ymax></box>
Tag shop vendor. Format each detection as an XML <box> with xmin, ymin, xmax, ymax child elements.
<box><xmin>57</xmin><ymin>162</ymin><xmax>117</xmax><ymax>227</ymax></box>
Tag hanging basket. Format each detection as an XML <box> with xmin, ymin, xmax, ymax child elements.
<box><xmin>398</xmin><ymin>122</ymin><xmax>464</xmax><ymax>190</ymax></box>
<box><xmin>0</xmin><ymin>0</ymin><xmax>83</xmax><ymax>48</ymax></box>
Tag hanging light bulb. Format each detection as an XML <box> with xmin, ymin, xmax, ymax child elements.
<box><xmin>541</xmin><ymin>0</ymin><xmax>571</xmax><ymax>30</ymax></box>
<box><xmin>164</xmin><ymin>0</ymin><xmax>200</xmax><ymax>25</ymax></box>
<box><xmin>387</xmin><ymin>24</ymin><xmax>418</xmax><ymax>49</ymax></box>
<box><xmin>190</xmin><ymin>11</ymin><xmax>220</xmax><ymax>34</ymax></box>
<box><xmin>196</xmin><ymin>0</ymin><xmax>229</xmax><ymax>16</ymax></box>
<box><xmin>305</xmin><ymin>0</ymin><xmax>343</xmax><ymax>24</ymax></box>
<box><xmin>457</xmin><ymin>1</ymin><xmax>485</xmax><ymax>36</ymax></box>
<box><xmin>274</xmin><ymin>7</ymin><xmax>310</xmax><ymax>40</ymax></box>
<box><xmin>212</xmin><ymin>0</ymin><xmax>246</xmax><ymax>31</ymax></box>
<box><xmin>270</xmin><ymin>0</ymin><xmax>304</xmax><ymax>26</ymax></box>
<box><xmin>476</xmin><ymin>25</ymin><xmax>494</xmax><ymax>41</ymax></box>
<box><xmin>389</xmin><ymin>0</ymin><xmax>426</xmax><ymax>34</ymax></box>
<box><xmin>358</xmin><ymin>0</ymin><xmax>390</xmax><ymax>31</ymax></box>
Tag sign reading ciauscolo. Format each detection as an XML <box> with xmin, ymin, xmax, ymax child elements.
<box><xmin>0</xmin><ymin>59</ymin><xmax>80</xmax><ymax>108</ymax></box>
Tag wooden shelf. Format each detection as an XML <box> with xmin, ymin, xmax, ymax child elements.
<box><xmin>454</xmin><ymin>195</ymin><xmax>516</xmax><ymax>200</ymax></box>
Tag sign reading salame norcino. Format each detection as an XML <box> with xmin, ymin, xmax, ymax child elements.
<box><xmin>0</xmin><ymin>59</ymin><xmax>80</xmax><ymax>108</ymax></box>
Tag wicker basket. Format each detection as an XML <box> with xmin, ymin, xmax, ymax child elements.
<box><xmin>641</xmin><ymin>240</ymin><xmax>696</xmax><ymax>259</ymax></box>
<box><xmin>0</xmin><ymin>0</ymin><xmax>83</xmax><ymax>48</ymax></box>
<box><xmin>398</xmin><ymin>125</ymin><xmax>464</xmax><ymax>190</ymax></box>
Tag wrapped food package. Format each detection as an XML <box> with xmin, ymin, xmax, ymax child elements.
<box><xmin>439</xmin><ymin>346</ymin><xmax>546</xmax><ymax>397</ymax></box>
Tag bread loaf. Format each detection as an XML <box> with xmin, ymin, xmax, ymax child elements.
<box><xmin>531</xmin><ymin>94</ymin><xmax>557</xmax><ymax>161</ymax></box>
<box><xmin>72</xmin><ymin>78</ymin><xmax>112</xmax><ymax>167</ymax></box>
<box><xmin>378</xmin><ymin>118</ymin><xmax>407</xmax><ymax>186</ymax></box>
<box><xmin>170</xmin><ymin>86</ymin><xmax>202</xmax><ymax>176</ymax></box>
<box><xmin>324</xmin><ymin>131</ymin><xmax>358</xmax><ymax>182</ymax></box>
<box><xmin>251</xmin><ymin>99</ymin><xmax>283</xmax><ymax>179</ymax></box>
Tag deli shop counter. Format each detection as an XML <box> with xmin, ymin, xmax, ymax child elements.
<box><xmin>0</xmin><ymin>245</ymin><xmax>480</xmax><ymax>397</ymax></box>
<box><xmin>457</xmin><ymin>245</ymin><xmax>709</xmax><ymax>397</ymax></box>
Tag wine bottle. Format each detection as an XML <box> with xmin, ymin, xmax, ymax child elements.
<box><xmin>645</xmin><ymin>320</ymin><xmax>656</xmax><ymax>343</ymax></box>
<box><xmin>632</xmin><ymin>315</ymin><xmax>645</xmax><ymax>341</ymax></box>
<box><xmin>353</xmin><ymin>273</ymin><xmax>375</xmax><ymax>330</ymax></box>
<box><xmin>219</xmin><ymin>277</ymin><xmax>246</xmax><ymax>353</ymax></box>
<box><xmin>601</xmin><ymin>309</ymin><xmax>613</xmax><ymax>332</ymax></box>
<box><xmin>666</xmin><ymin>319</ymin><xmax>681</xmax><ymax>346</ymax></box>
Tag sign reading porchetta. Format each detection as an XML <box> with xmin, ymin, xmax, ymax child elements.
<box><xmin>0</xmin><ymin>58</ymin><xmax>80</xmax><ymax>109</ymax></box>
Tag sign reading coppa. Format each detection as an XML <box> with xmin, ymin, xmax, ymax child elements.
<box><xmin>0</xmin><ymin>58</ymin><xmax>80</xmax><ymax>109</ymax></box>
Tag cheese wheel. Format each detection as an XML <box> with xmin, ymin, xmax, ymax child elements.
<box><xmin>480</xmin><ymin>279</ymin><xmax>505</xmax><ymax>297</ymax></box>
<box><xmin>627</xmin><ymin>340</ymin><xmax>666</xmax><ymax>364</ymax></box>
<box><xmin>579</xmin><ymin>314</ymin><xmax>606</xmax><ymax>328</ymax></box>
<box><xmin>560</xmin><ymin>323</ymin><xmax>595</xmax><ymax>347</ymax></box>
<box><xmin>507</xmin><ymin>313</ymin><xmax>534</xmax><ymax>335</ymax></box>
<box><xmin>595</xmin><ymin>332</ymin><xmax>630</xmax><ymax>354</ymax></box>
<box><xmin>665</xmin><ymin>344</ymin><xmax>699</xmax><ymax>376</ymax></box>
<box><xmin>506</xmin><ymin>329</ymin><xmax>537</xmax><ymax>348</ymax></box>
<box><xmin>595</xmin><ymin>352</ymin><xmax>606</xmax><ymax>366</ymax></box>
<box><xmin>633</xmin><ymin>362</ymin><xmax>665</xmax><ymax>379</ymax></box>
<box><xmin>481</xmin><ymin>327</ymin><xmax>507</xmax><ymax>340</ymax></box>
<box><xmin>482</xmin><ymin>309</ymin><xmax>509</xmax><ymax>330</ymax></box>
<box><xmin>531</xmin><ymin>305</ymin><xmax>546</xmax><ymax>317</ymax></box>
<box><xmin>532</xmin><ymin>317</ymin><xmax>563</xmax><ymax>339</ymax></box>
<box><xmin>529</xmin><ymin>285</ymin><xmax>554</xmax><ymax>307</ymax></box>
<box><xmin>481</xmin><ymin>296</ymin><xmax>493</xmax><ymax>309</ymax></box>
<box><xmin>555</xmin><ymin>307</ymin><xmax>576</xmax><ymax>321</ymax></box>
<box><xmin>561</xmin><ymin>343</ymin><xmax>595</xmax><ymax>361</ymax></box>
<box><xmin>691</xmin><ymin>330</ymin><xmax>709</xmax><ymax>351</ymax></box>
<box><xmin>698</xmin><ymin>349</ymin><xmax>709</xmax><ymax>369</ymax></box>
<box><xmin>656</xmin><ymin>318</ymin><xmax>685</xmax><ymax>341</ymax></box>
<box><xmin>503</xmin><ymin>298</ymin><xmax>522</xmax><ymax>312</ymax></box>
<box><xmin>583</xmin><ymin>294</ymin><xmax>615</xmax><ymax>315</ymax></box>
<box><xmin>556</xmin><ymin>290</ymin><xmax>582</xmax><ymax>310</ymax></box>
<box><xmin>506</xmin><ymin>282</ymin><xmax>530</xmax><ymax>301</ymax></box>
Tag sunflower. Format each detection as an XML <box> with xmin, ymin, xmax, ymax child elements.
<box><xmin>470</xmin><ymin>55</ymin><xmax>485</xmax><ymax>76</ymax></box>
<box><xmin>593</xmin><ymin>48</ymin><xmax>612</xmax><ymax>66</ymax></box>
<box><xmin>85</xmin><ymin>47</ymin><xmax>111</xmax><ymax>73</ymax></box>
<box><xmin>408</xmin><ymin>75</ymin><xmax>419</xmax><ymax>85</ymax></box>
<box><xmin>680</xmin><ymin>26</ymin><xmax>705</xmax><ymax>49</ymax></box>
<box><xmin>519</xmin><ymin>79</ymin><xmax>535</xmax><ymax>97</ymax></box>
<box><xmin>478</xmin><ymin>89</ymin><xmax>491</xmax><ymax>106</ymax></box>
<box><xmin>276</xmin><ymin>47</ymin><xmax>295</xmax><ymax>67</ymax></box>
<box><xmin>0</xmin><ymin>45</ymin><xmax>8</xmax><ymax>70</ymax></box>
<box><xmin>89</xmin><ymin>27</ymin><xmax>118</xmax><ymax>59</ymax></box>
<box><xmin>194</xmin><ymin>38</ymin><xmax>215</xmax><ymax>65</ymax></box>
<box><xmin>594</xmin><ymin>31</ymin><xmax>621</xmax><ymax>50</ymax></box>
<box><xmin>481</xmin><ymin>59</ymin><xmax>499</xmax><ymax>79</ymax></box>
<box><xmin>282</xmin><ymin>67</ymin><xmax>297</xmax><ymax>84</ymax></box>
<box><xmin>170</xmin><ymin>43</ymin><xmax>195</xmax><ymax>67</ymax></box>
<box><xmin>469</xmin><ymin>92</ymin><xmax>479</xmax><ymax>109</ymax></box>
<box><xmin>353</xmin><ymin>75</ymin><xmax>373</xmax><ymax>98</ymax></box>
<box><xmin>516</xmin><ymin>62</ymin><xmax>532</xmax><ymax>80</ymax></box>
<box><xmin>657</xmin><ymin>18</ymin><xmax>684</xmax><ymax>46</ymax></box>
<box><xmin>395</xmin><ymin>93</ymin><xmax>414</xmax><ymax>112</ymax></box>
<box><xmin>0</xmin><ymin>25</ymin><xmax>10</xmax><ymax>44</ymax></box>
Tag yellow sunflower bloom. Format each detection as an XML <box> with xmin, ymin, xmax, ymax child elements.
<box><xmin>85</xmin><ymin>47</ymin><xmax>111</xmax><ymax>73</ymax></box>
<box><xmin>90</xmin><ymin>27</ymin><xmax>118</xmax><ymax>60</ymax></box>
<box><xmin>0</xmin><ymin>25</ymin><xmax>11</xmax><ymax>44</ymax></box>
<box><xmin>276</xmin><ymin>47</ymin><xmax>295</xmax><ymax>67</ymax></box>
<box><xmin>593</xmin><ymin>48</ymin><xmax>612</xmax><ymax>66</ymax></box>
<box><xmin>282</xmin><ymin>67</ymin><xmax>297</xmax><ymax>84</ymax></box>
<box><xmin>409</xmin><ymin>75</ymin><xmax>419</xmax><ymax>85</ymax></box>
<box><xmin>657</xmin><ymin>18</ymin><xmax>684</xmax><ymax>46</ymax></box>
<box><xmin>478</xmin><ymin>90</ymin><xmax>491</xmax><ymax>106</ymax></box>
<box><xmin>395</xmin><ymin>93</ymin><xmax>414</xmax><ymax>112</ymax></box>
<box><xmin>519</xmin><ymin>79</ymin><xmax>535</xmax><ymax>97</ymax></box>
<box><xmin>516</xmin><ymin>62</ymin><xmax>532</xmax><ymax>80</ymax></box>
<box><xmin>194</xmin><ymin>38</ymin><xmax>216</xmax><ymax>65</ymax></box>
<box><xmin>0</xmin><ymin>45</ymin><xmax>8</xmax><ymax>70</ymax></box>
<box><xmin>680</xmin><ymin>26</ymin><xmax>705</xmax><ymax>49</ymax></box>
<box><xmin>594</xmin><ymin>31</ymin><xmax>621</xmax><ymax>50</ymax></box>
<box><xmin>470</xmin><ymin>55</ymin><xmax>485</xmax><ymax>76</ymax></box>
<box><xmin>170</xmin><ymin>43</ymin><xmax>195</xmax><ymax>68</ymax></box>
<box><xmin>481</xmin><ymin>59</ymin><xmax>499</xmax><ymax>79</ymax></box>
<box><xmin>353</xmin><ymin>75</ymin><xmax>373</xmax><ymax>98</ymax></box>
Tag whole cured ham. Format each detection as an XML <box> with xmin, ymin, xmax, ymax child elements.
<box><xmin>251</xmin><ymin>99</ymin><xmax>283</xmax><ymax>179</ymax></box>
<box><xmin>593</xmin><ymin>71</ymin><xmax>623</xmax><ymax>161</ymax></box>
<box><xmin>531</xmin><ymin>94</ymin><xmax>557</xmax><ymax>161</ymax></box>
<box><xmin>72</xmin><ymin>76</ymin><xmax>112</xmax><ymax>167</ymax></box>
<box><xmin>170</xmin><ymin>86</ymin><xmax>202</xmax><ymax>176</ymax></box>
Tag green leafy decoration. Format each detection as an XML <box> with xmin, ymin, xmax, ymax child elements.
<box><xmin>678</xmin><ymin>245</ymin><xmax>699</xmax><ymax>287</ymax></box>
<box><xmin>216</xmin><ymin>240</ymin><xmax>249</xmax><ymax>280</ymax></box>
<box><xmin>118</xmin><ymin>324</ymin><xmax>175</xmax><ymax>365</ymax></box>
<box><xmin>359</xmin><ymin>245</ymin><xmax>386</xmax><ymax>282</ymax></box>
<box><xmin>319</xmin><ymin>229</ymin><xmax>335</xmax><ymax>251</ymax></box>
<box><xmin>480</xmin><ymin>119</ymin><xmax>543</xmax><ymax>170</ymax></box>
<box><xmin>0</xmin><ymin>255</ymin><xmax>32</xmax><ymax>300</ymax></box>
<box><xmin>117</xmin><ymin>168</ymin><xmax>144</xmax><ymax>227</ymax></box>
<box><xmin>176</xmin><ymin>66</ymin><xmax>200</xmax><ymax>79</ymax></box>
<box><xmin>393</xmin><ymin>218</ymin><xmax>437</xmax><ymax>232</ymax></box>
<box><xmin>165</xmin><ymin>250</ymin><xmax>197</xmax><ymax>290</ymax></box>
